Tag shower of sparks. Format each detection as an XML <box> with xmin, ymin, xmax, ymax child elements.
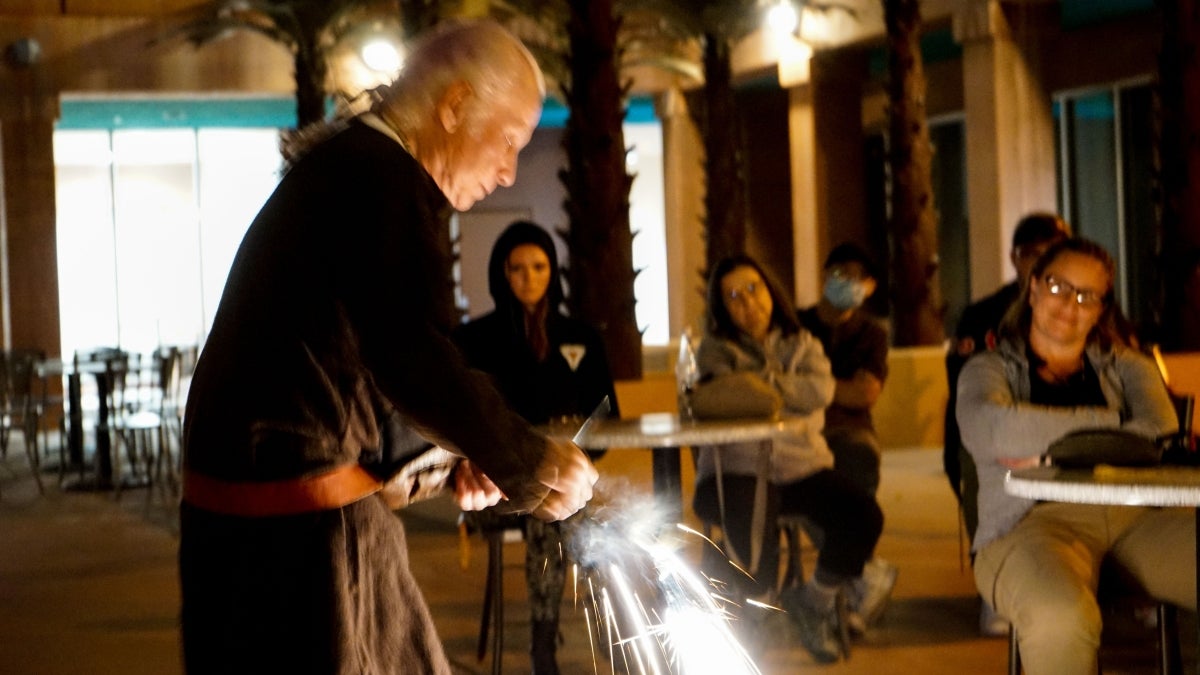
<box><xmin>564</xmin><ymin>478</ymin><xmax>763</xmax><ymax>675</ymax></box>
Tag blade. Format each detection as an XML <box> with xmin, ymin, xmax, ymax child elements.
<box><xmin>572</xmin><ymin>395</ymin><xmax>611</xmax><ymax>444</ymax></box>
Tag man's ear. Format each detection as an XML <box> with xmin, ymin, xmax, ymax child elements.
<box><xmin>437</xmin><ymin>80</ymin><xmax>474</xmax><ymax>133</ymax></box>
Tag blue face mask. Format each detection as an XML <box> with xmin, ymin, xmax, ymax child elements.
<box><xmin>823</xmin><ymin>276</ymin><xmax>868</xmax><ymax>310</ymax></box>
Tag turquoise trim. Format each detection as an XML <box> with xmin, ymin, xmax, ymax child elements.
<box><xmin>57</xmin><ymin>97</ymin><xmax>297</xmax><ymax>130</ymax></box>
<box><xmin>538</xmin><ymin>95</ymin><xmax>658</xmax><ymax>128</ymax></box>
<box><xmin>58</xmin><ymin>94</ymin><xmax>659</xmax><ymax>131</ymax></box>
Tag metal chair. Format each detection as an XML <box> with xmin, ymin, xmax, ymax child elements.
<box><xmin>110</xmin><ymin>347</ymin><xmax>183</xmax><ymax>506</ymax></box>
<box><xmin>460</xmin><ymin>508</ymin><xmax>526</xmax><ymax>675</ymax></box>
<box><xmin>0</xmin><ymin>349</ymin><xmax>46</xmax><ymax>496</ymax></box>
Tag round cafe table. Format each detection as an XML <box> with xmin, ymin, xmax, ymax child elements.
<box><xmin>573</xmin><ymin>412</ymin><xmax>788</xmax><ymax>521</ymax></box>
<box><xmin>1007</xmin><ymin>464</ymin><xmax>1200</xmax><ymax>672</ymax></box>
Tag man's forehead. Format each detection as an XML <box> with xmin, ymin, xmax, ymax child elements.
<box><xmin>829</xmin><ymin>261</ymin><xmax>870</xmax><ymax>276</ymax></box>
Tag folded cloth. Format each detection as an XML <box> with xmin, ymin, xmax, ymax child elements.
<box><xmin>1047</xmin><ymin>428</ymin><xmax>1161</xmax><ymax>469</ymax></box>
<box><xmin>690</xmin><ymin>372</ymin><xmax>782</xmax><ymax>420</ymax></box>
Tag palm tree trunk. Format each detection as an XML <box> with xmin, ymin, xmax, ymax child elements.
<box><xmin>884</xmin><ymin>0</ymin><xmax>943</xmax><ymax>346</ymax></box>
<box><xmin>1158</xmin><ymin>0</ymin><xmax>1200</xmax><ymax>349</ymax></box>
<box><xmin>294</xmin><ymin>44</ymin><xmax>327</xmax><ymax>128</ymax></box>
<box><xmin>561</xmin><ymin>0</ymin><xmax>641</xmax><ymax>378</ymax></box>
<box><xmin>692</xmin><ymin>32</ymin><xmax>748</xmax><ymax>276</ymax></box>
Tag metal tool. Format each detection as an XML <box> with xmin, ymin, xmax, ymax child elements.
<box><xmin>572</xmin><ymin>395</ymin><xmax>611</xmax><ymax>445</ymax></box>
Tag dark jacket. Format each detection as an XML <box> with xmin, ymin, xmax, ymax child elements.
<box><xmin>179</xmin><ymin>118</ymin><xmax>551</xmax><ymax>675</ymax></box>
<box><xmin>796</xmin><ymin>306</ymin><xmax>888</xmax><ymax>431</ymax></box>
<box><xmin>183</xmin><ymin>119</ymin><xmax>547</xmax><ymax>502</ymax></box>
<box><xmin>453</xmin><ymin>221</ymin><xmax>618</xmax><ymax>428</ymax></box>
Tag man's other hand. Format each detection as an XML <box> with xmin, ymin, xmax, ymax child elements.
<box><xmin>529</xmin><ymin>437</ymin><xmax>599</xmax><ymax>521</ymax></box>
<box><xmin>454</xmin><ymin>459</ymin><xmax>505</xmax><ymax>511</ymax></box>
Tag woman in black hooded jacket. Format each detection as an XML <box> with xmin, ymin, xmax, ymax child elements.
<box><xmin>454</xmin><ymin>220</ymin><xmax>618</xmax><ymax>673</ymax></box>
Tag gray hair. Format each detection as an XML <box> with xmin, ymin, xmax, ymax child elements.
<box><xmin>376</xmin><ymin>19</ymin><xmax>544</xmax><ymax>134</ymax></box>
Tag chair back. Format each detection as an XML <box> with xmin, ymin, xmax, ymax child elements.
<box><xmin>1157</xmin><ymin>392</ymin><xmax>1196</xmax><ymax>463</ymax></box>
<box><xmin>1</xmin><ymin>349</ymin><xmax>44</xmax><ymax>427</ymax></box>
<box><xmin>152</xmin><ymin>346</ymin><xmax>184</xmax><ymax>422</ymax></box>
<box><xmin>75</xmin><ymin>347</ymin><xmax>131</xmax><ymax>420</ymax></box>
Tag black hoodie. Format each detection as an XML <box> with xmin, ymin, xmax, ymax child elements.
<box><xmin>453</xmin><ymin>221</ymin><xmax>619</xmax><ymax>427</ymax></box>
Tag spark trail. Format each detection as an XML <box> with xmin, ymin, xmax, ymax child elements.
<box><xmin>564</xmin><ymin>478</ymin><xmax>762</xmax><ymax>675</ymax></box>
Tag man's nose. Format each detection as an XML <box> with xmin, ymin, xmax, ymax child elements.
<box><xmin>497</xmin><ymin>157</ymin><xmax>518</xmax><ymax>187</ymax></box>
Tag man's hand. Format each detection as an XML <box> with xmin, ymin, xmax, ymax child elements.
<box><xmin>528</xmin><ymin>437</ymin><xmax>599</xmax><ymax>521</ymax></box>
<box><xmin>833</xmin><ymin>369</ymin><xmax>883</xmax><ymax>409</ymax></box>
<box><xmin>998</xmin><ymin>455</ymin><xmax>1043</xmax><ymax>470</ymax></box>
<box><xmin>454</xmin><ymin>459</ymin><xmax>505</xmax><ymax>511</ymax></box>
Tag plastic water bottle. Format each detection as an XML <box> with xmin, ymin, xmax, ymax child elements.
<box><xmin>676</xmin><ymin>328</ymin><xmax>699</xmax><ymax>420</ymax></box>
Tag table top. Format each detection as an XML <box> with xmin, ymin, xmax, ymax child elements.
<box><xmin>35</xmin><ymin>358</ymin><xmax>110</xmax><ymax>377</ymax></box>
<box><xmin>1006</xmin><ymin>465</ymin><xmax>1200</xmax><ymax>507</ymax></box>
<box><xmin>572</xmin><ymin>413</ymin><xmax>788</xmax><ymax>449</ymax></box>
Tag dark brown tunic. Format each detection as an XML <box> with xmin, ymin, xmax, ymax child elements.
<box><xmin>180</xmin><ymin>119</ymin><xmax>550</xmax><ymax>674</ymax></box>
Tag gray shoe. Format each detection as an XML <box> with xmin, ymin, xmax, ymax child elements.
<box><xmin>847</xmin><ymin>557</ymin><xmax>898</xmax><ymax>633</ymax></box>
<box><xmin>780</xmin><ymin>587</ymin><xmax>842</xmax><ymax>664</ymax></box>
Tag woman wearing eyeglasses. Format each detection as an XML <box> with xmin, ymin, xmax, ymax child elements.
<box><xmin>690</xmin><ymin>254</ymin><xmax>888</xmax><ymax>664</ymax></box>
<box><xmin>957</xmin><ymin>237</ymin><xmax>1190</xmax><ymax>674</ymax></box>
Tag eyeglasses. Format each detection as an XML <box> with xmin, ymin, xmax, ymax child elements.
<box><xmin>725</xmin><ymin>282</ymin><xmax>764</xmax><ymax>303</ymax></box>
<box><xmin>1042</xmin><ymin>274</ymin><xmax>1105</xmax><ymax>308</ymax></box>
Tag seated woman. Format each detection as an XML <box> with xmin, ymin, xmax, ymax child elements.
<box><xmin>958</xmin><ymin>237</ymin><xmax>1192</xmax><ymax>675</ymax></box>
<box><xmin>690</xmin><ymin>254</ymin><xmax>890</xmax><ymax>664</ymax></box>
<box><xmin>454</xmin><ymin>221</ymin><xmax>618</xmax><ymax>675</ymax></box>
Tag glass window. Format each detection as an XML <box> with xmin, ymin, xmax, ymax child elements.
<box><xmin>53</xmin><ymin>124</ymin><xmax>281</xmax><ymax>359</ymax></box>
<box><xmin>1055</xmin><ymin>81</ymin><xmax>1156</xmax><ymax>330</ymax></box>
<box><xmin>626</xmin><ymin>122</ymin><xmax>668</xmax><ymax>346</ymax></box>
<box><xmin>54</xmin><ymin>130</ymin><xmax>119</xmax><ymax>355</ymax></box>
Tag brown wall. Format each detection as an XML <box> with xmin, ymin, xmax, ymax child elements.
<box><xmin>0</xmin><ymin>12</ymin><xmax>291</xmax><ymax>355</ymax></box>
<box><xmin>739</xmin><ymin>83</ymin><xmax>795</xmax><ymax>294</ymax></box>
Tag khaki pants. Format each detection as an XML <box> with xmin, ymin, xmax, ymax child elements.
<box><xmin>974</xmin><ymin>502</ymin><xmax>1195</xmax><ymax>675</ymax></box>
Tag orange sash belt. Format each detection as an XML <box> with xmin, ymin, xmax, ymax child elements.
<box><xmin>182</xmin><ymin>464</ymin><xmax>382</xmax><ymax>517</ymax></box>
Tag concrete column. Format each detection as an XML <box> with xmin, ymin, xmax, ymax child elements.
<box><xmin>811</xmin><ymin>49</ymin><xmax>871</xmax><ymax>270</ymax></box>
<box><xmin>786</xmin><ymin>81</ymin><xmax>822</xmax><ymax>308</ymax></box>
<box><xmin>656</xmin><ymin>89</ymin><xmax>706</xmax><ymax>338</ymax></box>
<box><xmin>955</xmin><ymin>0</ymin><xmax>1059</xmax><ymax>299</ymax></box>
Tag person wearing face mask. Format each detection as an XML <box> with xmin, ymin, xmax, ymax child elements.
<box><xmin>797</xmin><ymin>244</ymin><xmax>897</xmax><ymax>635</ymax></box>
<box><xmin>797</xmin><ymin>243</ymin><xmax>888</xmax><ymax>496</ymax></box>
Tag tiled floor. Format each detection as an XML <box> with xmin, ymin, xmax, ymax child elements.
<box><xmin>0</xmin><ymin>439</ymin><xmax>1185</xmax><ymax>674</ymax></box>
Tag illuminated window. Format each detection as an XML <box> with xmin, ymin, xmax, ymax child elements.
<box><xmin>54</xmin><ymin>97</ymin><xmax>288</xmax><ymax>358</ymax></box>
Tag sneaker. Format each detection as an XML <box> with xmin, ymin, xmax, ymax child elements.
<box><xmin>780</xmin><ymin>586</ymin><xmax>842</xmax><ymax>664</ymax></box>
<box><xmin>847</xmin><ymin>557</ymin><xmax>898</xmax><ymax>632</ymax></box>
<box><xmin>979</xmin><ymin>600</ymin><xmax>1010</xmax><ymax>637</ymax></box>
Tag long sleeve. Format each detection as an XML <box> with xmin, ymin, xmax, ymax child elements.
<box><xmin>184</xmin><ymin>122</ymin><xmax>551</xmax><ymax>512</ymax></box>
<box><xmin>957</xmin><ymin>342</ymin><xmax>1177</xmax><ymax>551</ymax></box>
<box><xmin>770</xmin><ymin>330</ymin><xmax>835</xmax><ymax>416</ymax></box>
<box><xmin>956</xmin><ymin>352</ymin><xmax>1119</xmax><ymax>465</ymax></box>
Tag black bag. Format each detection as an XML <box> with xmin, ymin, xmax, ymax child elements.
<box><xmin>1046</xmin><ymin>428</ymin><xmax>1162</xmax><ymax>469</ymax></box>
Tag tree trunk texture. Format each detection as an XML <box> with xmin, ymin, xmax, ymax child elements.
<box><xmin>1158</xmin><ymin>0</ymin><xmax>1200</xmax><ymax>350</ymax></box>
<box><xmin>679</xmin><ymin>20</ymin><xmax>754</xmax><ymax>308</ymax></box>
<box><xmin>693</xmin><ymin>33</ymin><xmax>749</xmax><ymax>278</ymax></box>
<box><xmin>884</xmin><ymin>0</ymin><xmax>943</xmax><ymax>346</ymax></box>
<box><xmin>294</xmin><ymin>44</ymin><xmax>328</xmax><ymax>129</ymax></box>
<box><xmin>560</xmin><ymin>0</ymin><xmax>642</xmax><ymax>379</ymax></box>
